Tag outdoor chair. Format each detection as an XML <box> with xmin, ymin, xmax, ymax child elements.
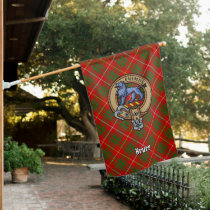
<box><xmin>82</xmin><ymin>144</ymin><xmax>94</xmax><ymax>160</ymax></box>
<box><xmin>56</xmin><ymin>140</ymin><xmax>81</xmax><ymax>160</ymax></box>
<box><xmin>67</xmin><ymin>143</ymin><xmax>81</xmax><ymax>160</ymax></box>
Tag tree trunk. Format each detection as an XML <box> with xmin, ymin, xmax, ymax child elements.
<box><xmin>81</xmin><ymin>111</ymin><xmax>99</xmax><ymax>142</ymax></box>
<box><xmin>4</xmin><ymin>90</ymin><xmax>99</xmax><ymax>142</ymax></box>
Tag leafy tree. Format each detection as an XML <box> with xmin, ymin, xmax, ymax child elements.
<box><xmin>11</xmin><ymin>0</ymin><xmax>208</xmax><ymax>139</ymax></box>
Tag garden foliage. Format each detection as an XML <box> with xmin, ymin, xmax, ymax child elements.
<box><xmin>103</xmin><ymin>161</ymin><xmax>210</xmax><ymax>209</ymax></box>
<box><xmin>16</xmin><ymin>0</ymin><xmax>209</xmax><ymax>138</ymax></box>
<box><xmin>4</xmin><ymin>137</ymin><xmax>45</xmax><ymax>175</ymax></box>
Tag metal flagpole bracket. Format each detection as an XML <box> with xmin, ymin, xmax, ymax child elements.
<box><xmin>3</xmin><ymin>80</ymin><xmax>21</xmax><ymax>90</ymax></box>
<box><xmin>158</xmin><ymin>41</ymin><xmax>167</xmax><ymax>47</ymax></box>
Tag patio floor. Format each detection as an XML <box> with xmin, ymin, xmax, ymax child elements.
<box><xmin>4</xmin><ymin>158</ymin><xmax>130</xmax><ymax>210</ymax></box>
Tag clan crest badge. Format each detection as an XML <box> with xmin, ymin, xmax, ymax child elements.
<box><xmin>108</xmin><ymin>74</ymin><xmax>152</xmax><ymax>131</ymax></box>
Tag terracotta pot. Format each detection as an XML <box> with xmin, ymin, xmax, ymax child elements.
<box><xmin>11</xmin><ymin>167</ymin><xmax>29</xmax><ymax>183</ymax></box>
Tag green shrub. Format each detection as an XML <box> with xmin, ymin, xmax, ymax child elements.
<box><xmin>103</xmin><ymin>176</ymin><xmax>186</xmax><ymax>209</ymax></box>
<box><xmin>4</xmin><ymin>137</ymin><xmax>45</xmax><ymax>175</ymax></box>
<box><xmin>187</xmin><ymin>164</ymin><xmax>210</xmax><ymax>209</ymax></box>
<box><xmin>169</xmin><ymin>160</ymin><xmax>210</xmax><ymax>209</ymax></box>
<box><xmin>103</xmin><ymin>161</ymin><xmax>210</xmax><ymax>209</ymax></box>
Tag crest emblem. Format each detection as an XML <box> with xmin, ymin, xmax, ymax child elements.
<box><xmin>108</xmin><ymin>74</ymin><xmax>151</xmax><ymax>131</ymax></box>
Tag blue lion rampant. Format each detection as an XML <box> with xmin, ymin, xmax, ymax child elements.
<box><xmin>115</xmin><ymin>81</ymin><xmax>146</xmax><ymax>106</ymax></box>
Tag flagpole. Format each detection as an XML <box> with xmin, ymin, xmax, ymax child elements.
<box><xmin>21</xmin><ymin>64</ymin><xmax>81</xmax><ymax>83</ymax></box>
<box><xmin>3</xmin><ymin>41</ymin><xmax>167</xmax><ymax>89</ymax></box>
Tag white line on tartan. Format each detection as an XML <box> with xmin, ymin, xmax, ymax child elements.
<box><xmin>101</xmin><ymin>119</ymin><xmax>118</xmax><ymax>145</ymax></box>
<box><xmin>98</xmin><ymin>117</ymin><xmax>163</xmax><ymax>160</ymax></box>
<box><xmin>99</xmin><ymin>117</ymin><xmax>144</xmax><ymax>147</ymax></box>
<box><xmin>99</xmin><ymin>54</ymin><xmax>170</xmax><ymax>174</ymax></box>
<box><xmin>83</xmin><ymin>45</ymin><xmax>170</xmax><ymax>175</ymax></box>
<box><xmin>81</xmin><ymin>66</ymin><xmax>111</xmax><ymax>86</ymax></box>
<box><xmin>165</xmin><ymin>138</ymin><xmax>176</xmax><ymax>158</ymax></box>
<box><xmin>138</xmin><ymin>59</ymin><xmax>170</xmax><ymax>165</ymax></box>
<box><xmin>140</xmin><ymin>47</ymin><xmax>173</xmax><ymax>164</ymax></box>
<box><xmin>123</xmin><ymin>47</ymin><xmax>162</xmax><ymax>78</ymax></box>
<box><xmin>150</xmin><ymin>109</ymin><xmax>170</xmax><ymax>124</ymax></box>
<box><xmin>147</xmin><ymin>119</ymin><xmax>170</xmax><ymax>164</ymax></box>
<box><xmin>95</xmin><ymin>46</ymin><xmax>167</xmax><ymax>172</ymax></box>
<box><xmin>104</xmin><ymin>161</ymin><xmax>122</xmax><ymax>176</ymax></box>
<box><xmin>104</xmin><ymin>47</ymin><xmax>144</xmax><ymax>169</ymax></box>
<box><xmin>143</xmin><ymin>47</ymin><xmax>160</xmax><ymax>75</ymax></box>
<box><xmin>89</xmin><ymin>56</ymin><xmax>116</xmax><ymax>96</ymax></box>
<box><xmin>98</xmin><ymin>46</ymin><xmax>139</xmax><ymax>145</ymax></box>
<box><xmin>123</xmin><ymin>48</ymin><xmax>158</xmax><ymax>79</ymax></box>
<box><xmin>125</xmin><ymin>95</ymin><xmax>167</xmax><ymax>173</ymax></box>
<box><xmin>82</xmin><ymin>46</ymin><xmax>161</xmax><ymax>88</ymax></box>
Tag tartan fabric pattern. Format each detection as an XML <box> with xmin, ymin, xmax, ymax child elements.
<box><xmin>80</xmin><ymin>43</ymin><xmax>177</xmax><ymax>177</ymax></box>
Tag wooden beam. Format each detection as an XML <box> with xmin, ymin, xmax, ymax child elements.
<box><xmin>0</xmin><ymin>0</ymin><xmax>3</xmax><ymax>208</ymax></box>
<box><xmin>208</xmin><ymin>135</ymin><xmax>210</xmax><ymax>152</ymax></box>
<box><xmin>158</xmin><ymin>156</ymin><xmax>210</xmax><ymax>164</ymax></box>
<box><xmin>177</xmin><ymin>148</ymin><xmax>210</xmax><ymax>156</ymax></box>
<box><xmin>175</xmin><ymin>138</ymin><xmax>208</xmax><ymax>144</ymax></box>
<box><xmin>5</xmin><ymin>17</ymin><xmax>47</xmax><ymax>25</ymax></box>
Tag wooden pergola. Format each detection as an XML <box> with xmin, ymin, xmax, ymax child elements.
<box><xmin>0</xmin><ymin>0</ymin><xmax>52</xmax><ymax>207</ymax></box>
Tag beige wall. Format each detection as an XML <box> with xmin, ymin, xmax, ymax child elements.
<box><xmin>57</xmin><ymin>119</ymin><xmax>84</xmax><ymax>139</ymax></box>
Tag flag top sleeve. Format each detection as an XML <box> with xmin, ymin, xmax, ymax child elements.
<box><xmin>80</xmin><ymin>43</ymin><xmax>177</xmax><ymax>177</ymax></box>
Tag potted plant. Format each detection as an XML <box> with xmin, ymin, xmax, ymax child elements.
<box><xmin>4</xmin><ymin>137</ymin><xmax>45</xmax><ymax>183</ymax></box>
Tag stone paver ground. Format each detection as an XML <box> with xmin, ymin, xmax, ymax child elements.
<box><xmin>4</xmin><ymin>159</ymin><xmax>130</xmax><ymax>210</ymax></box>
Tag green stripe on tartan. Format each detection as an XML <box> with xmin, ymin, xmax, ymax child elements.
<box><xmin>116</xmin><ymin>57</ymin><xmax>128</xmax><ymax>67</ymax></box>
<box><xmin>151</xmin><ymin>97</ymin><xmax>157</xmax><ymax>106</ymax></box>
<box><xmin>119</xmin><ymin>121</ymin><xmax>130</xmax><ymax>130</ymax></box>
<box><xmin>153</xmin><ymin>57</ymin><xmax>161</xmax><ymax>68</ymax></box>
<box><xmin>125</xmin><ymin>143</ymin><xmax>136</xmax><ymax>155</ymax></box>
<box><xmin>140</xmin><ymin>50</ymin><xmax>150</xmax><ymax>60</ymax></box>
<box><xmin>165</xmin><ymin>128</ymin><xmax>173</xmax><ymax>139</ymax></box>
<box><xmin>102</xmin><ymin>148</ymin><xmax>112</xmax><ymax>160</ymax></box>
<box><xmin>91</xmin><ymin>98</ymin><xmax>100</xmax><ymax>110</ymax></box>
<box><xmin>110</xmin><ymin>133</ymin><xmax>122</xmax><ymax>146</ymax></box>
<box><xmin>171</xmin><ymin>151</ymin><xmax>177</xmax><ymax>157</ymax></box>
<box><xmin>130</xmin><ymin>168</ymin><xmax>140</xmax><ymax>173</ymax></box>
<box><xmin>147</xmin><ymin>71</ymin><xmax>155</xmax><ymax>81</ymax></box>
<box><xmin>107</xmin><ymin>71</ymin><xmax>118</xmax><ymax>81</ymax></box>
<box><xmin>104</xmin><ymin>109</ymin><xmax>114</xmax><ymax>121</ymax></box>
<box><xmin>157</xmin><ymin>142</ymin><xmax>167</xmax><ymax>154</ymax></box>
<box><xmin>85</xmin><ymin>76</ymin><xmax>95</xmax><ymax>86</ymax></box>
<box><xmin>97</xmin><ymin>123</ymin><xmax>106</xmax><ymax>136</ymax></box>
<box><xmin>107</xmin><ymin>171</ymin><xmax>115</xmax><ymax>177</ymax></box>
<box><xmin>156</xmin><ymin>81</ymin><xmax>164</xmax><ymax>93</ymax></box>
<box><xmin>160</xmin><ymin>104</ymin><xmax>168</xmax><ymax>116</ymax></box>
<box><xmin>132</xmin><ymin>64</ymin><xmax>143</xmax><ymax>74</ymax></box>
<box><xmin>153</xmin><ymin>57</ymin><xmax>160</xmax><ymax>68</ymax></box>
<box><xmin>140</xmin><ymin>151</ymin><xmax>150</xmax><ymax>161</ymax></box>
<box><xmin>154</xmin><ymin>120</ymin><xmax>162</xmax><ymax>131</ymax></box>
<box><xmin>152</xmin><ymin>159</ymin><xmax>158</xmax><ymax>164</ymax></box>
<box><xmin>115</xmin><ymin>158</ymin><xmax>127</xmax><ymax>170</ymax></box>
<box><xmin>143</xmin><ymin>151</ymin><xmax>150</xmax><ymax>159</ymax></box>
<box><xmin>136</xmin><ymin>128</ymin><xmax>145</xmax><ymax>138</ymax></box>
<box><xmin>92</xmin><ymin>63</ymin><xmax>104</xmax><ymax>72</ymax></box>
<box><xmin>148</xmin><ymin>136</ymin><xmax>155</xmax><ymax>146</ymax></box>
<box><xmin>144</xmin><ymin>112</ymin><xmax>152</xmax><ymax>124</ymax></box>
<box><xmin>98</xmin><ymin>86</ymin><xmax>109</xmax><ymax>97</ymax></box>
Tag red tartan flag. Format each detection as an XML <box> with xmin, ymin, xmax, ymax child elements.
<box><xmin>80</xmin><ymin>43</ymin><xmax>177</xmax><ymax>177</ymax></box>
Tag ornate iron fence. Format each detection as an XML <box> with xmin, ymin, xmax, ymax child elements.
<box><xmin>103</xmin><ymin>165</ymin><xmax>190</xmax><ymax>209</ymax></box>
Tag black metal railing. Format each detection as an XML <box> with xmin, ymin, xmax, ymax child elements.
<box><xmin>103</xmin><ymin>165</ymin><xmax>190</xmax><ymax>209</ymax></box>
